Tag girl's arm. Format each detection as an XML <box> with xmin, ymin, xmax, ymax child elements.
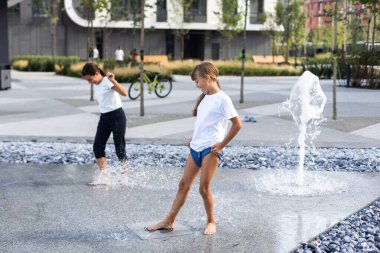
<box><xmin>107</xmin><ymin>72</ymin><xmax>128</xmax><ymax>96</ymax></box>
<box><xmin>211</xmin><ymin>116</ymin><xmax>242</xmax><ymax>155</ymax></box>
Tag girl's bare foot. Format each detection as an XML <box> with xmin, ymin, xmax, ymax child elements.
<box><xmin>88</xmin><ymin>169</ymin><xmax>108</xmax><ymax>186</ymax></box>
<box><xmin>145</xmin><ymin>220</ymin><xmax>173</xmax><ymax>232</ymax></box>
<box><xmin>121</xmin><ymin>161</ymin><xmax>128</xmax><ymax>177</ymax></box>
<box><xmin>204</xmin><ymin>223</ymin><xmax>216</xmax><ymax>235</ymax></box>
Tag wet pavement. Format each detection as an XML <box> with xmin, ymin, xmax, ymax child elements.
<box><xmin>1</xmin><ymin>163</ymin><xmax>380</xmax><ymax>253</ymax></box>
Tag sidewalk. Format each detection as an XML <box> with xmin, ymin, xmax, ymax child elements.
<box><xmin>0</xmin><ymin>70</ymin><xmax>379</xmax><ymax>147</ymax></box>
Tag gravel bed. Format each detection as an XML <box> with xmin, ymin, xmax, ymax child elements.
<box><xmin>0</xmin><ymin>141</ymin><xmax>379</xmax><ymax>252</ymax></box>
<box><xmin>293</xmin><ymin>198</ymin><xmax>380</xmax><ymax>253</ymax></box>
<box><xmin>0</xmin><ymin>141</ymin><xmax>379</xmax><ymax>172</ymax></box>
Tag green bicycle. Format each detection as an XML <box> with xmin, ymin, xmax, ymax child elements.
<box><xmin>128</xmin><ymin>71</ymin><xmax>172</xmax><ymax>100</ymax></box>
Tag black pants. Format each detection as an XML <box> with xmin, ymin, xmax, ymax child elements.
<box><xmin>93</xmin><ymin>107</ymin><xmax>127</xmax><ymax>161</ymax></box>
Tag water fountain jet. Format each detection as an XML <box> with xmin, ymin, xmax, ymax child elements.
<box><xmin>253</xmin><ymin>71</ymin><xmax>347</xmax><ymax>196</ymax></box>
<box><xmin>282</xmin><ymin>71</ymin><xmax>327</xmax><ymax>186</ymax></box>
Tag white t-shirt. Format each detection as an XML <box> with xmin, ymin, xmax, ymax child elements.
<box><xmin>190</xmin><ymin>90</ymin><xmax>238</xmax><ymax>152</ymax></box>
<box><xmin>115</xmin><ymin>49</ymin><xmax>124</xmax><ymax>61</ymax></box>
<box><xmin>94</xmin><ymin>76</ymin><xmax>123</xmax><ymax>113</ymax></box>
<box><xmin>93</xmin><ymin>48</ymin><xmax>99</xmax><ymax>59</ymax></box>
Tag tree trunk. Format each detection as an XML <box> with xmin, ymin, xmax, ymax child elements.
<box><xmin>366</xmin><ymin>15</ymin><xmax>371</xmax><ymax>51</ymax></box>
<box><xmin>50</xmin><ymin>22</ymin><xmax>57</xmax><ymax>57</ymax></box>
<box><xmin>87</xmin><ymin>1</ymin><xmax>95</xmax><ymax>101</ymax></box>
<box><xmin>50</xmin><ymin>0</ymin><xmax>58</xmax><ymax>56</ymax></box>
<box><xmin>103</xmin><ymin>28</ymin><xmax>108</xmax><ymax>59</ymax></box>
<box><xmin>372</xmin><ymin>6</ymin><xmax>376</xmax><ymax>52</ymax></box>
<box><xmin>272</xmin><ymin>33</ymin><xmax>275</xmax><ymax>63</ymax></box>
<box><xmin>370</xmin><ymin>6</ymin><xmax>376</xmax><ymax>87</ymax></box>
<box><xmin>240</xmin><ymin>0</ymin><xmax>248</xmax><ymax>104</ymax></box>
<box><xmin>332</xmin><ymin>2</ymin><xmax>337</xmax><ymax>120</ymax></box>
<box><xmin>140</xmin><ymin>0</ymin><xmax>145</xmax><ymax>116</ymax></box>
<box><xmin>180</xmin><ymin>31</ymin><xmax>184</xmax><ymax>60</ymax></box>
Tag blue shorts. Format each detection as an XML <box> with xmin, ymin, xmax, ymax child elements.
<box><xmin>190</xmin><ymin>147</ymin><xmax>223</xmax><ymax>168</ymax></box>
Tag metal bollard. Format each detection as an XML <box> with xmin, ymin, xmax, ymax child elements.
<box><xmin>346</xmin><ymin>63</ymin><xmax>350</xmax><ymax>87</ymax></box>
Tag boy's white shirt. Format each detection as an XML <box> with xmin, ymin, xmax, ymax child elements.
<box><xmin>115</xmin><ymin>49</ymin><xmax>124</xmax><ymax>61</ymax></box>
<box><xmin>94</xmin><ymin>77</ymin><xmax>123</xmax><ymax>113</ymax></box>
<box><xmin>93</xmin><ymin>48</ymin><xmax>99</xmax><ymax>59</ymax></box>
<box><xmin>190</xmin><ymin>90</ymin><xmax>238</xmax><ymax>152</ymax></box>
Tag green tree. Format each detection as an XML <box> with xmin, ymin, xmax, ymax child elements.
<box><xmin>263</xmin><ymin>12</ymin><xmax>280</xmax><ymax>63</ymax></box>
<box><xmin>32</xmin><ymin>0</ymin><xmax>61</xmax><ymax>56</ymax></box>
<box><xmin>215</xmin><ymin>0</ymin><xmax>242</xmax><ymax>59</ymax></box>
<box><xmin>174</xmin><ymin>0</ymin><xmax>194</xmax><ymax>60</ymax></box>
<box><xmin>290</xmin><ymin>0</ymin><xmax>306</xmax><ymax>66</ymax></box>
<box><xmin>275</xmin><ymin>0</ymin><xmax>306</xmax><ymax>64</ymax></box>
<box><xmin>356</xmin><ymin>0</ymin><xmax>380</xmax><ymax>51</ymax></box>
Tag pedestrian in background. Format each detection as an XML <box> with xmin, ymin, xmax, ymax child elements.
<box><xmin>115</xmin><ymin>46</ymin><xmax>125</xmax><ymax>64</ymax></box>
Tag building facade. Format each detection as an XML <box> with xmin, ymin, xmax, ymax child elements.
<box><xmin>7</xmin><ymin>0</ymin><xmax>277</xmax><ymax>60</ymax></box>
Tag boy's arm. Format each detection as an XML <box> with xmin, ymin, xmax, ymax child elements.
<box><xmin>211</xmin><ymin>116</ymin><xmax>242</xmax><ymax>154</ymax></box>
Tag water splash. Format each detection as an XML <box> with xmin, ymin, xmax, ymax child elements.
<box><xmin>281</xmin><ymin>71</ymin><xmax>327</xmax><ymax>186</ymax></box>
<box><xmin>253</xmin><ymin>170</ymin><xmax>347</xmax><ymax>196</ymax></box>
<box><xmin>89</xmin><ymin>163</ymin><xmax>128</xmax><ymax>188</ymax></box>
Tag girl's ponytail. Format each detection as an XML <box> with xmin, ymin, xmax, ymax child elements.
<box><xmin>192</xmin><ymin>93</ymin><xmax>206</xmax><ymax>116</ymax></box>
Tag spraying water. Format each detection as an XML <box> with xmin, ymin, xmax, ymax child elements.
<box><xmin>282</xmin><ymin>71</ymin><xmax>327</xmax><ymax>186</ymax></box>
<box><xmin>253</xmin><ymin>71</ymin><xmax>347</xmax><ymax>196</ymax></box>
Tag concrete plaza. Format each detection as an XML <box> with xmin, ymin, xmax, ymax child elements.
<box><xmin>0</xmin><ymin>70</ymin><xmax>379</xmax><ymax>253</ymax></box>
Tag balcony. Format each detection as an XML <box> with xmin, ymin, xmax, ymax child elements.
<box><xmin>184</xmin><ymin>9</ymin><xmax>207</xmax><ymax>23</ymax></box>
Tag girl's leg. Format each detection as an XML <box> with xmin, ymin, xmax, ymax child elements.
<box><xmin>111</xmin><ymin>109</ymin><xmax>127</xmax><ymax>174</ymax></box>
<box><xmin>96</xmin><ymin>157</ymin><xmax>107</xmax><ymax>172</ymax></box>
<box><xmin>147</xmin><ymin>154</ymin><xmax>200</xmax><ymax>231</ymax></box>
<box><xmin>112</xmin><ymin>109</ymin><xmax>127</xmax><ymax>162</ymax></box>
<box><xmin>93</xmin><ymin>116</ymin><xmax>112</xmax><ymax>173</ymax></box>
<box><xmin>199</xmin><ymin>153</ymin><xmax>219</xmax><ymax>235</ymax></box>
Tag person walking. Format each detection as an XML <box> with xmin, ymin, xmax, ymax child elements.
<box><xmin>146</xmin><ymin>62</ymin><xmax>242</xmax><ymax>235</ymax></box>
<box><xmin>115</xmin><ymin>46</ymin><xmax>125</xmax><ymax>63</ymax></box>
<box><xmin>81</xmin><ymin>62</ymin><xmax>128</xmax><ymax>185</ymax></box>
<box><xmin>92</xmin><ymin>45</ymin><xmax>99</xmax><ymax>61</ymax></box>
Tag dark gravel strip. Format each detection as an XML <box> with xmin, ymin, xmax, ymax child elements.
<box><xmin>0</xmin><ymin>142</ymin><xmax>379</xmax><ymax>172</ymax></box>
<box><xmin>293</xmin><ymin>198</ymin><xmax>380</xmax><ymax>253</ymax></box>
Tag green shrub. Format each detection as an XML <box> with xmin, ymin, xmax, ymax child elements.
<box><xmin>12</xmin><ymin>55</ymin><xmax>80</xmax><ymax>72</ymax></box>
<box><xmin>302</xmin><ymin>58</ymin><xmax>333</xmax><ymax>79</ymax></box>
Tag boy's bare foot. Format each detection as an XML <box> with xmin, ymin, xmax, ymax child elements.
<box><xmin>145</xmin><ymin>220</ymin><xmax>173</xmax><ymax>232</ymax></box>
<box><xmin>204</xmin><ymin>223</ymin><xmax>216</xmax><ymax>235</ymax></box>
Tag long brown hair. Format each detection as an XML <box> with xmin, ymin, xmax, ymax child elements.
<box><xmin>191</xmin><ymin>62</ymin><xmax>220</xmax><ymax>116</ymax></box>
<box><xmin>81</xmin><ymin>62</ymin><xmax>106</xmax><ymax>77</ymax></box>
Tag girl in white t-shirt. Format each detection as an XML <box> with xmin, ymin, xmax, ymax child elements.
<box><xmin>146</xmin><ymin>62</ymin><xmax>242</xmax><ymax>235</ymax></box>
<box><xmin>81</xmin><ymin>63</ymin><xmax>128</xmax><ymax>185</ymax></box>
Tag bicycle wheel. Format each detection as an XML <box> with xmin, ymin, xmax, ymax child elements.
<box><xmin>128</xmin><ymin>82</ymin><xmax>141</xmax><ymax>100</ymax></box>
<box><xmin>155</xmin><ymin>79</ymin><xmax>172</xmax><ymax>98</ymax></box>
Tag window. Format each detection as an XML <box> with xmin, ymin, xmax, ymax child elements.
<box><xmin>250</xmin><ymin>0</ymin><xmax>264</xmax><ymax>24</ymax></box>
<box><xmin>32</xmin><ymin>0</ymin><xmax>49</xmax><ymax>18</ymax></box>
<box><xmin>111</xmin><ymin>0</ymin><xmax>142</xmax><ymax>21</ymax></box>
<box><xmin>184</xmin><ymin>0</ymin><xmax>207</xmax><ymax>23</ymax></box>
<box><xmin>157</xmin><ymin>0</ymin><xmax>167</xmax><ymax>22</ymax></box>
<box><xmin>8</xmin><ymin>3</ymin><xmax>20</xmax><ymax>18</ymax></box>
